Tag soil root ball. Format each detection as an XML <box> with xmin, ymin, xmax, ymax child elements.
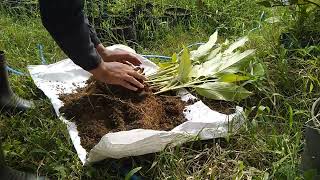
<box><xmin>59</xmin><ymin>78</ymin><xmax>187</xmax><ymax>150</ymax></box>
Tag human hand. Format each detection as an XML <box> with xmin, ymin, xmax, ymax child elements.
<box><xmin>89</xmin><ymin>61</ymin><xmax>146</xmax><ymax>91</ymax></box>
<box><xmin>96</xmin><ymin>44</ymin><xmax>142</xmax><ymax>66</ymax></box>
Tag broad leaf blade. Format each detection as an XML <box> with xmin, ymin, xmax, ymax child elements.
<box><xmin>159</xmin><ymin>62</ymin><xmax>173</xmax><ymax>68</ymax></box>
<box><xmin>252</xmin><ymin>63</ymin><xmax>265</xmax><ymax>77</ymax></box>
<box><xmin>178</xmin><ymin>47</ymin><xmax>192</xmax><ymax>83</ymax></box>
<box><xmin>159</xmin><ymin>53</ymin><xmax>178</xmax><ymax>68</ymax></box>
<box><xmin>219</xmin><ymin>73</ymin><xmax>250</xmax><ymax>83</ymax></box>
<box><xmin>190</xmin><ymin>53</ymin><xmax>222</xmax><ymax>78</ymax></box>
<box><xmin>191</xmin><ymin>31</ymin><xmax>218</xmax><ymax>60</ymax></box>
<box><xmin>224</xmin><ymin>36</ymin><xmax>249</xmax><ymax>54</ymax></box>
<box><xmin>207</xmin><ymin>46</ymin><xmax>222</xmax><ymax>60</ymax></box>
<box><xmin>309</xmin><ymin>0</ymin><xmax>320</xmax><ymax>6</ymax></box>
<box><xmin>218</xmin><ymin>49</ymin><xmax>255</xmax><ymax>73</ymax></box>
<box><xmin>195</xmin><ymin>82</ymin><xmax>252</xmax><ymax>101</ymax></box>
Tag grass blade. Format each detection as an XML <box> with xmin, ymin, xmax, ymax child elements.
<box><xmin>125</xmin><ymin>167</ymin><xmax>142</xmax><ymax>180</ymax></box>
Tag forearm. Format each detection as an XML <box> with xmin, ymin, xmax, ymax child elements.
<box><xmin>85</xmin><ymin>17</ymin><xmax>101</xmax><ymax>48</ymax></box>
<box><xmin>39</xmin><ymin>0</ymin><xmax>101</xmax><ymax>71</ymax></box>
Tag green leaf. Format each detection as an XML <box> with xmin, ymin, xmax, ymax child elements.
<box><xmin>218</xmin><ymin>50</ymin><xmax>255</xmax><ymax>73</ymax></box>
<box><xmin>125</xmin><ymin>167</ymin><xmax>142</xmax><ymax>180</ymax></box>
<box><xmin>190</xmin><ymin>49</ymin><xmax>254</xmax><ymax>78</ymax></box>
<box><xmin>252</xmin><ymin>63</ymin><xmax>265</xmax><ymax>77</ymax></box>
<box><xmin>195</xmin><ymin>82</ymin><xmax>252</xmax><ymax>101</ymax></box>
<box><xmin>309</xmin><ymin>0</ymin><xmax>320</xmax><ymax>6</ymax></box>
<box><xmin>258</xmin><ymin>105</ymin><xmax>270</xmax><ymax>113</ymax></box>
<box><xmin>190</xmin><ymin>53</ymin><xmax>222</xmax><ymax>78</ymax></box>
<box><xmin>263</xmin><ymin>172</ymin><xmax>270</xmax><ymax>180</ymax></box>
<box><xmin>30</xmin><ymin>148</ymin><xmax>49</xmax><ymax>155</ymax></box>
<box><xmin>288</xmin><ymin>104</ymin><xmax>293</xmax><ymax>129</ymax></box>
<box><xmin>304</xmin><ymin>169</ymin><xmax>317</xmax><ymax>180</ymax></box>
<box><xmin>158</xmin><ymin>54</ymin><xmax>178</xmax><ymax>68</ymax></box>
<box><xmin>159</xmin><ymin>62</ymin><xmax>172</xmax><ymax>68</ymax></box>
<box><xmin>191</xmin><ymin>31</ymin><xmax>218</xmax><ymax>60</ymax></box>
<box><xmin>178</xmin><ymin>47</ymin><xmax>192</xmax><ymax>83</ymax></box>
<box><xmin>238</xmin><ymin>161</ymin><xmax>245</xmax><ymax>171</ymax></box>
<box><xmin>310</xmin><ymin>82</ymin><xmax>314</xmax><ymax>93</ymax></box>
<box><xmin>265</xmin><ymin>17</ymin><xmax>280</xmax><ymax>24</ymax></box>
<box><xmin>150</xmin><ymin>32</ymin><xmax>256</xmax><ymax>102</ymax></box>
<box><xmin>219</xmin><ymin>73</ymin><xmax>250</xmax><ymax>83</ymax></box>
<box><xmin>223</xmin><ymin>39</ymin><xmax>230</xmax><ymax>46</ymax></box>
<box><xmin>172</xmin><ymin>53</ymin><xmax>178</xmax><ymax>63</ymax></box>
<box><xmin>257</xmin><ymin>1</ymin><xmax>272</xmax><ymax>7</ymax></box>
<box><xmin>207</xmin><ymin>46</ymin><xmax>222</xmax><ymax>60</ymax></box>
<box><xmin>224</xmin><ymin>36</ymin><xmax>249</xmax><ymax>54</ymax></box>
<box><xmin>53</xmin><ymin>165</ymin><xmax>67</xmax><ymax>177</ymax></box>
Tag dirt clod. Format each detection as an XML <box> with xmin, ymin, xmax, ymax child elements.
<box><xmin>59</xmin><ymin>78</ymin><xmax>187</xmax><ymax>151</ymax></box>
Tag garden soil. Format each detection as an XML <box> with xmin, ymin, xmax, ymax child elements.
<box><xmin>59</xmin><ymin>78</ymin><xmax>187</xmax><ymax>151</ymax></box>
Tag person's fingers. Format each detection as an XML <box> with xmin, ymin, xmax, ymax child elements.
<box><xmin>124</xmin><ymin>75</ymin><xmax>144</xmax><ymax>89</ymax></box>
<box><xmin>128</xmin><ymin>70</ymin><xmax>147</xmax><ymax>81</ymax></box>
<box><xmin>124</xmin><ymin>61</ymin><xmax>136</xmax><ymax>69</ymax></box>
<box><xmin>125</xmin><ymin>53</ymin><xmax>142</xmax><ymax>65</ymax></box>
<box><xmin>119</xmin><ymin>80</ymin><xmax>138</xmax><ymax>91</ymax></box>
<box><xmin>134</xmin><ymin>67</ymin><xmax>144</xmax><ymax>74</ymax></box>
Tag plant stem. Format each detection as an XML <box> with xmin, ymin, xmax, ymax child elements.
<box><xmin>154</xmin><ymin>78</ymin><xmax>216</xmax><ymax>94</ymax></box>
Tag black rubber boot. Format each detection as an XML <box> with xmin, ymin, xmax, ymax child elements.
<box><xmin>301</xmin><ymin>127</ymin><xmax>320</xmax><ymax>176</ymax></box>
<box><xmin>0</xmin><ymin>140</ymin><xmax>48</xmax><ymax>180</ymax></box>
<box><xmin>301</xmin><ymin>97</ymin><xmax>320</xmax><ymax>179</ymax></box>
<box><xmin>0</xmin><ymin>51</ymin><xmax>34</xmax><ymax>113</ymax></box>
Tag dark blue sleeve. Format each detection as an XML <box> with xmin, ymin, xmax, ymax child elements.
<box><xmin>39</xmin><ymin>0</ymin><xmax>101</xmax><ymax>71</ymax></box>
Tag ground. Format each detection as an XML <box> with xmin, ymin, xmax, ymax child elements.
<box><xmin>0</xmin><ymin>0</ymin><xmax>319</xmax><ymax>179</ymax></box>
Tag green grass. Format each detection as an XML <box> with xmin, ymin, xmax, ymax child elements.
<box><xmin>0</xmin><ymin>0</ymin><xmax>320</xmax><ymax>179</ymax></box>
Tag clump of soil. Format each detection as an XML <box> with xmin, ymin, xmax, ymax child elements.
<box><xmin>198</xmin><ymin>98</ymin><xmax>235</xmax><ymax>115</ymax></box>
<box><xmin>59</xmin><ymin>78</ymin><xmax>187</xmax><ymax>151</ymax></box>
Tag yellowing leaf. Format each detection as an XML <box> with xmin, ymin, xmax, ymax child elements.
<box><xmin>159</xmin><ymin>62</ymin><xmax>173</xmax><ymax>68</ymax></box>
<box><xmin>219</xmin><ymin>73</ymin><xmax>250</xmax><ymax>83</ymax></box>
<box><xmin>178</xmin><ymin>47</ymin><xmax>192</xmax><ymax>83</ymax></box>
<box><xmin>172</xmin><ymin>53</ymin><xmax>178</xmax><ymax>63</ymax></box>
<box><xmin>158</xmin><ymin>53</ymin><xmax>178</xmax><ymax>68</ymax></box>
<box><xmin>310</xmin><ymin>82</ymin><xmax>314</xmax><ymax>93</ymax></box>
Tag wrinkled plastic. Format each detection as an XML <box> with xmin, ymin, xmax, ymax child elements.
<box><xmin>28</xmin><ymin>45</ymin><xmax>244</xmax><ymax>165</ymax></box>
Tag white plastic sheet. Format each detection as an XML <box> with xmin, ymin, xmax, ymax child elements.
<box><xmin>27</xmin><ymin>45</ymin><xmax>244</xmax><ymax>165</ymax></box>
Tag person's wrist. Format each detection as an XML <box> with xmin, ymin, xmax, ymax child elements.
<box><xmin>89</xmin><ymin>60</ymin><xmax>103</xmax><ymax>75</ymax></box>
<box><xmin>96</xmin><ymin>44</ymin><xmax>109</xmax><ymax>57</ymax></box>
